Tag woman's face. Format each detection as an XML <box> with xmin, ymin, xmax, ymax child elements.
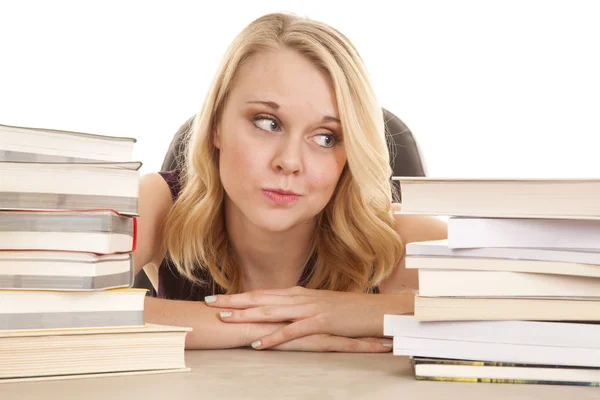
<box><xmin>215</xmin><ymin>48</ymin><xmax>347</xmax><ymax>233</ymax></box>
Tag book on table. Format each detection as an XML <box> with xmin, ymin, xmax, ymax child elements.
<box><xmin>0</xmin><ymin>122</ymin><xmax>193</xmax><ymax>382</ymax></box>
<box><xmin>387</xmin><ymin>176</ymin><xmax>600</xmax><ymax>385</ymax></box>
<box><xmin>0</xmin><ymin>324</ymin><xmax>191</xmax><ymax>382</ymax></box>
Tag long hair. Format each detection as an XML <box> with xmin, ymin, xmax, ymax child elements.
<box><xmin>162</xmin><ymin>12</ymin><xmax>404</xmax><ymax>294</ymax></box>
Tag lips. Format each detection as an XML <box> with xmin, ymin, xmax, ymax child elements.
<box><xmin>261</xmin><ymin>189</ymin><xmax>302</xmax><ymax>205</ymax></box>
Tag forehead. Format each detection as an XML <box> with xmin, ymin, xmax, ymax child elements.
<box><xmin>229</xmin><ymin>49</ymin><xmax>339</xmax><ymax>117</ymax></box>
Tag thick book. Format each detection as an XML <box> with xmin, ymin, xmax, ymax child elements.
<box><xmin>418</xmin><ymin>269</ymin><xmax>600</xmax><ymax>298</ymax></box>
<box><xmin>447</xmin><ymin>217</ymin><xmax>600</xmax><ymax>251</ymax></box>
<box><xmin>0</xmin><ymin>288</ymin><xmax>146</xmax><ymax>331</ymax></box>
<box><xmin>414</xmin><ymin>296</ymin><xmax>600</xmax><ymax>321</ymax></box>
<box><xmin>0</xmin><ymin>123</ymin><xmax>136</xmax><ymax>163</ymax></box>
<box><xmin>392</xmin><ymin>176</ymin><xmax>600</xmax><ymax>219</ymax></box>
<box><xmin>412</xmin><ymin>357</ymin><xmax>600</xmax><ymax>386</ymax></box>
<box><xmin>0</xmin><ymin>210</ymin><xmax>136</xmax><ymax>254</ymax></box>
<box><xmin>384</xmin><ymin>315</ymin><xmax>600</xmax><ymax>367</ymax></box>
<box><xmin>0</xmin><ymin>161</ymin><xmax>141</xmax><ymax>216</ymax></box>
<box><xmin>0</xmin><ymin>324</ymin><xmax>191</xmax><ymax>382</ymax></box>
<box><xmin>406</xmin><ymin>239</ymin><xmax>600</xmax><ymax>266</ymax></box>
<box><xmin>0</xmin><ymin>251</ymin><xmax>134</xmax><ymax>291</ymax></box>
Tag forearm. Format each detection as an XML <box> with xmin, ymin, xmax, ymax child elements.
<box><xmin>144</xmin><ymin>296</ymin><xmax>285</xmax><ymax>349</ymax></box>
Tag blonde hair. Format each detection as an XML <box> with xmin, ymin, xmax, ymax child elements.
<box><xmin>163</xmin><ymin>12</ymin><xmax>404</xmax><ymax>294</ymax></box>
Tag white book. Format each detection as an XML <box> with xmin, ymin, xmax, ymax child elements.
<box><xmin>408</xmin><ymin>257</ymin><xmax>600</xmax><ymax>278</ymax></box>
<box><xmin>0</xmin><ymin>251</ymin><xmax>133</xmax><ymax>291</ymax></box>
<box><xmin>394</xmin><ymin>336</ymin><xmax>600</xmax><ymax>368</ymax></box>
<box><xmin>0</xmin><ymin>210</ymin><xmax>135</xmax><ymax>254</ymax></box>
<box><xmin>406</xmin><ymin>239</ymin><xmax>600</xmax><ymax>265</ymax></box>
<box><xmin>386</xmin><ymin>315</ymin><xmax>600</xmax><ymax>366</ymax></box>
<box><xmin>392</xmin><ymin>176</ymin><xmax>600</xmax><ymax>219</ymax></box>
<box><xmin>0</xmin><ymin>123</ymin><xmax>136</xmax><ymax>163</ymax></box>
<box><xmin>418</xmin><ymin>269</ymin><xmax>600</xmax><ymax>298</ymax></box>
<box><xmin>0</xmin><ymin>289</ymin><xmax>146</xmax><ymax>331</ymax></box>
<box><xmin>448</xmin><ymin>217</ymin><xmax>600</xmax><ymax>251</ymax></box>
<box><xmin>383</xmin><ymin>315</ymin><xmax>600</xmax><ymax>348</ymax></box>
<box><xmin>0</xmin><ymin>162</ymin><xmax>141</xmax><ymax>215</ymax></box>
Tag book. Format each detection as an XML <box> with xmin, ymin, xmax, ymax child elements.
<box><xmin>0</xmin><ymin>324</ymin><xmax>191</xmax><ymax>382</ymax></box>
<box><xmin>0</xmin><ymin>288</ymin><xmax>146</xmax><ymax>331</ymax></box>
<box><xmin>383</xmin><ymin>315</ymin><xmax>600</xmax><ymax>348</ymax></box>
<box><xmin>0</xmin><ymin>161</ymin><xmax>141</xmax><ymax>215</ymax></box>
<box><xmin>392</xmin><ymin>177</ymin><xmax>600</xmax><ymax>219</ymax></box>
<box><xmin>412</xmin><ymin>357</ymin><xmax>600</xmax><ymax>386</ymax></box>
<box><xmin>447</xmin><ymin>217</ymin><xmax>600</xmax><ymax>251</ymax></box>
<box><xmin>384</xmin><ymin>315</ymin><xmax>600</xmax><ymax>367</ymax></box>
<box><xmin>0</xmin><ymin>123</ymin><xmax>136</xmax><ymax>163</ymax></box>
<box><xmin>0</xmin><ymin>210</ymin><xmax>136</xmax><ymax>254</ymax></box>
<box><xmin>394</xmin><ymin>336</ymin><xmax>600</xmax><ymax>368</ymax></box>
<box><xmin>418</xmin><ymin>269</ymin><xmax>600</xmax><ymax>298</ymax></box>
<box><xmin>413</xmin><ymin>296</ymin><xmax>600</xmax><ymax>321</ymax></box>
<box><xmin>406</xmin><ymin>255</ymin><xmax>600</xmax><ymax>278</ymax></box>
<box><xmin>406</xmin><ymin>239</ymin><xmax>600</xmax><ymax>266</ymax></box>
<box><xmin>0</xmin><ymin>251</ymin><xmax>134</xmax><ymax>291</ymax></box>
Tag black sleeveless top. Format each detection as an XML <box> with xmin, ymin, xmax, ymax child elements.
<box><xmin>155</xmin><ymin>170</ymin><xmax>378</xmax><ymax>300</ymax></box>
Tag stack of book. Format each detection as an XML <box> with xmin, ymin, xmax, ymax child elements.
<box><xmin>0</xmin><ymin>123</ymin><xmax>190</xmax><ymax>382</ymax></box>
<box><xmin>385</xmin><ymin>177</ymin><xmax>600</xmax><ymax>386</ymax></box>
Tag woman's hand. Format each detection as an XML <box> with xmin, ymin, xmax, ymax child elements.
<box><xmin>204</xmin><ymin>286</ymin><xmax>402</xmax><ymax>350</ymax></box>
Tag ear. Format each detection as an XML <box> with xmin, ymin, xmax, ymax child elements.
<box><xmin>213</xmin><ymin>128</ymin><xmax>221</xmax><ymax>150</ymax></box>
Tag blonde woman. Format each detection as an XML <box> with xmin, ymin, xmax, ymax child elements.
<box><xmin>136</xmin><ymin>12</ymin><xmax>447</xmax><ymax>351</ymax></box>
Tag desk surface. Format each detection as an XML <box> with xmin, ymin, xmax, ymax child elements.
<box><xmin>3</xmin><ymin>350</ymin><xmax>600</xmax><ymax>400</ymax></box>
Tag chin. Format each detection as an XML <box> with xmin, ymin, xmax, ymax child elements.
<box><xmin>250</xmin><ymin>209</ymin><xmax>312</xmax><ymax>233</ymax></box>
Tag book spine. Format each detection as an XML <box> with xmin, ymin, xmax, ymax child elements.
<box><xmin>132</xmin><ymin>216</ymin><xmax>138</xmax><ymax>252</ymax></box>
<box><xmin>415</xmin><ymin>376</ymin><xmax>600</xmax><ymax>386</ymax></box>
<box><xmin>415</xmin><ymin>359</ymin><xmax>522</xmax><ymax>367</ymax></box>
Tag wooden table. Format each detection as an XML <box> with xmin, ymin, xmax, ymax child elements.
<box><xmin>2</xmin><ymin>350</ymin><xmax>599</xmax><ymax>399</ymax></box>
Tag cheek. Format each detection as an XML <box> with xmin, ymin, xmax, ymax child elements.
<box><xmin>308</xmin><ymin>154</ymin><xmax>346</xmax><ymax>196</ymax></box>
<box><xmin>219</xmin><ymin>130</ymin><xmax>265</xmax><ymax>191</ymax></box>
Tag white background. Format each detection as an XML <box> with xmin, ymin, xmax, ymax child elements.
<box><xmin>1</xmin><ymin>0</ymin><xmax>598</xmax><ymax>178</ymax></box>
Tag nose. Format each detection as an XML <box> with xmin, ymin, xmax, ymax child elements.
<box><xmin>271</xmin><ymin>135</ymin><xmax>303</xmax><ymax>175</ymax></box>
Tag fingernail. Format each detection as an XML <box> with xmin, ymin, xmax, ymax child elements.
<box><xmin>220</xmin><ymin>311</ymin><xmax>232</xmax><ymax>318</ymax></box>
<box><xmin>382</xmin><ymin>343</ymin><xmax>393</xmax><ymax>348</ymax></box>
<box><xmin>205</xmin><ymin>295</ymin><xmax>217</xmax><ymax>303</ymax></box>
<box><xmin>251</xmin><ymin>341</ymin><xmax>261</xmax><ymax>349</ymax></box>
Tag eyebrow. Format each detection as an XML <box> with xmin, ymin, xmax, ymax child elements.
<box><xmin>246</xmin><ymin>100</ymin><xmax>341</xmax><ymax>124</ymax></box>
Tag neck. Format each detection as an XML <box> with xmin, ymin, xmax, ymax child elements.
<box><xmin>224</xmin><ymin>199</ymin><xmax>315</xmax><ymax>292</ymax></box>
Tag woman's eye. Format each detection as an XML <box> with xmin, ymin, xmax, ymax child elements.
<box><xmin>253</xmin><ymin>116</ymin><xmax>280</xmax><ymax>132</ymax></box>
<box><xmin>313</xmin><ymin>134</ymin><xmax>337</xmax><ymax>148</ymax></box>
